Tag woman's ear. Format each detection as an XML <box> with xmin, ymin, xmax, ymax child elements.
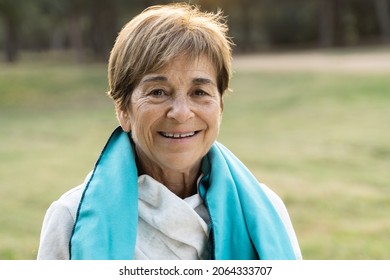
<box><xmin>116</xmin><ymin>108</ymin><xmax>131</xmax><ymax>132</ymax></box>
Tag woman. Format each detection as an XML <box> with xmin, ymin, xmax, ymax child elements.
<box><xmin>37</xmin><ymin>3</ymin><xmax>302</xmax><ymax>260</ymax></box>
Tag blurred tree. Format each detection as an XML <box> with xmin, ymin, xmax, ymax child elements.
<box><xmin>261</xmin><ymin>0</ymin><xmax>317</xmax><ymax>48</ymax></box>
<box><xmin>67</xmin><ymin>0</ymin><xmax>86</xmax><ymax>63</ymax></box>
<box><xmin>1</xmin><ymin>0</ymin><xmax>389</xmax><ymax>62</ymax></box>
<box><xmin>374</xmin><ymin>0</ymin><xmax>390</xmax><ymax>42</ymax></box>
<box><xmin>36</xmin><ymin>0</ymin><xmax>87</xmax><ymax>62</ymax></box>
<box><xmin>234</xmin><ymin>0</ymin><xmax>253</xmax><ymax>52</ymax></box>
<box><xmin>319</xmin><ymin>0</ymin><xmax>335</xmax><ymax>47</ymax></box>
<box><xmin>41</xmin><ymin>0</ymin><xmax>125</xmax><ymax>62</ymax></box>
<box><xmin>87</xmin><ymin>0</ymin><xmax>118</xmax><ymax>61</ymax></box>
<box><xmin>318</xmin><ymin>0</ymin><xmax>344</xmax><ymax>47</ymax></box>
<box><xmin>41</xmin><ymin>1</ymin><xmax>68</xmax><ymax>50</ymax></box>
<box><xmin>0</xmin><ymin>0</ymin><xmax>23</xmax><ymax>62</ymax></box>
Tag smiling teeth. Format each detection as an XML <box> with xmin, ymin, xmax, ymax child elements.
<box><xmin>162</xmin><ymin>132</ymin><xmax>195</xmax><ymax>138</ymax></box>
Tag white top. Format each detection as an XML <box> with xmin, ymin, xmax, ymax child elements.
<box><xmin>37</xmin><ymin>173</ymin><xmax>302</xmax><ymax>260</ymax></box>
<box><xmin>135</xmin><ymin>175</ymin><xmax>209</xmax><ymax>259</ymax></box>
<box><xmin>37</xmin><ymin>174</ymin><xmax>210</xmax><ymax>260</ymax></box>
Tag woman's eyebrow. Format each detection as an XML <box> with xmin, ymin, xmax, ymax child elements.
<box><xmin>140</xmin><ymin>75</ymin><xmax>216</xmax><ymax>86</ymax></box>
<box><xmin>140</xmin><ymin>75</ymin><xmax>168</xmax><ymax>84</ymax></box>
<box><xmin>192</xmin><ymin>77</ymin><xmax>216</xmax><ymax>86</ymax></box>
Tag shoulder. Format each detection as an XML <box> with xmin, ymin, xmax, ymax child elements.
<box><xmin>37</xmin><ymin>173</ymin><xmax>90</xmax><ymax>260</ymax></box>
<box><xmin>257</xmin><ymin>182</ymin><xmax>302</xmax><ymax>259</ymax></box>
<box><xmin>50</xmin><ymin>171</ymin><xmax>91</xmax><ymax>220</ymax></box>
<box><xmin>53</xmin><ymin>183</ymin><xmax>85</xmax><ymax>221</ymax></box>
<box><xmin>257</xmin><ymin>183</ymin><xmax>287</xmax><ymax>212</ymax></box>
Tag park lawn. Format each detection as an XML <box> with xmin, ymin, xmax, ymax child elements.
<box><xmin>222</xmin><ymin>70</ymin><xmax>390</xmax><ymax>259</ymax></box>
<box><xmin>0</xmin><ymin>57</ymin><xmax>389</xmax><ymax>259</ymax></box>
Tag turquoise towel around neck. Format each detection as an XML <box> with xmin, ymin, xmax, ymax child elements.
<box><xmin>70</xmin><ymin>127</ymin><xmax>298</xmax><ymax>259</ymax></box>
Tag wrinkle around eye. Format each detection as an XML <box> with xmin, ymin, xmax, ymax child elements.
<box><xmin>149</xmin><ymin>89</ymin><xmax>167</xmax><ymax>97</ymax></box>
<box><xmin>142</xmin><ymin>89</ymin><xmax>170</xmax><ymax>104</ymax></box>
<box><xmin>191</xmin><ymin>88</ymin><xmax>220</xmax><ymax>103</ymax></box>
<box><xmin>193</xmin><ymin>89</ymin><xmax>207</xmax><ymax>96</ymax></box>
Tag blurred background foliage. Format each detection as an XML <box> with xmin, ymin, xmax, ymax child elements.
<box><xmin>1</xmin><ymin>0</ymin><xmax>390</xmax><ymax>63</ymax></box>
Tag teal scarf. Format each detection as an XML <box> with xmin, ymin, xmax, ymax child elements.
<box><xmin>70</xmin><ymin>127</ymin><xmax>298</xmax><ymax>259</ymax></box>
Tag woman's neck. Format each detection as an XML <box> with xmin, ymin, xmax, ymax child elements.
<box><xmin>135</xmin><ymin>151</ymin><xmax>201</xmax><ymax>199</ymax></box>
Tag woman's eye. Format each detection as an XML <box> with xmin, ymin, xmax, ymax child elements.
<box><xmin>150</xmin><ymin>89</ymin><xmax>166</xmax><ymax>97</ymax></box>
<box><xmin>194</xmin><ymin>90</ymin><xmax>207</xmax><ymax>96</ymax></box>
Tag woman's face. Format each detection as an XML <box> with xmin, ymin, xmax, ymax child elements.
<box><xmin>120</xmin><ymin>54</ymin><xmax>222</xmax><ymax>174</ymax></box>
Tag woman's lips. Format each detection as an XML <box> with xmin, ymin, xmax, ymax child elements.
<box><xmin>159</xmin><ymin>131</ymin><xmax>200</xmax><ymax>139</ymax></box>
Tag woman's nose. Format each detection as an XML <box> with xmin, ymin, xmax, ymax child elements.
<box><xmin>167</xmin><ymin>96</ymin><xmax>195</xmax><ymax>123</ymax></box>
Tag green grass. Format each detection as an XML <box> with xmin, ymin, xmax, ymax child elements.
<box><xmin>0</xmin><ymin>60</ymin><xmax>118</xmax><ymax>259</ymax></box>
<box><xmin>1</xmin><ymin>55</ymin><xmax>389</xmax><ymax>259</ymax></box>
<box><xmin>221</xmin><ymin>70</ymin><xmax>390</xmax><ymax>259</ymax></box>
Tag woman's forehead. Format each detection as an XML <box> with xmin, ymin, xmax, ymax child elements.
<box><xmin>142</xmin><ymin>54</ymin><xmax>217</xmax><ymax>82</ymax></box>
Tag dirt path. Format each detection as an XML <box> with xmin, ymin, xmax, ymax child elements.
<box><xmin>232</xmin><ymin>47</ymin><xmax>390</xmax><ymax>73</ymax></box>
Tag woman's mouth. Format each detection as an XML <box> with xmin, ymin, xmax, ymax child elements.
<box><xmin>159</xmin><ymin>131</ymin><xmax>200</xmax><ymax>139</ymax></box>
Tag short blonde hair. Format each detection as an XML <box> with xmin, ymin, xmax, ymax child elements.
<box><xmin>108</xmin><ymin>3</ymin><xmax>233</xmax><ymax>112</ymax></box>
